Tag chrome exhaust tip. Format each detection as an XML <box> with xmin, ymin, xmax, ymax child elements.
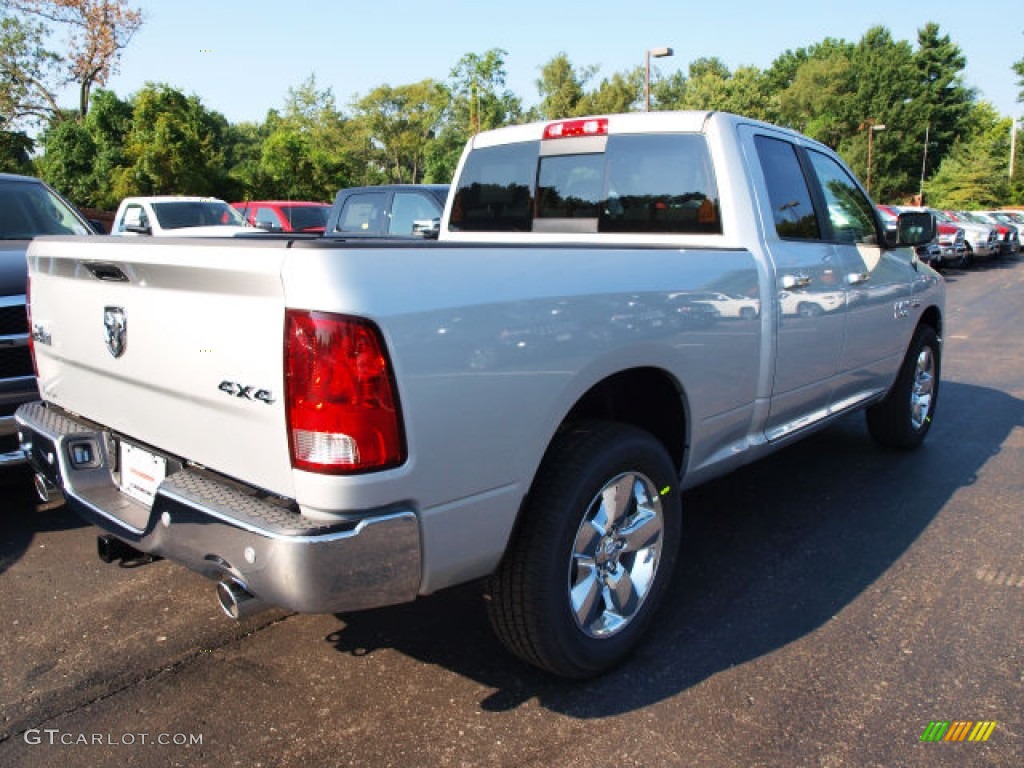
<box><xmin>216</xmin><ymin>578</ymin><xmax>266</xmax><ymax>620</ymax></box>
<box><xmin>33</xmin><ymin>472</ymin><xmax>61</xmax><ymax>504</ymax></box>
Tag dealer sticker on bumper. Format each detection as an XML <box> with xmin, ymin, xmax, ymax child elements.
<box><xmin>119</xmin><ymin>441</ymin><xmax>167</xmax><ymax>507</ymax></box>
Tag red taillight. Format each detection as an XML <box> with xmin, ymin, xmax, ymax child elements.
<box><xmin>26</xmin><ymin>275</ymin><xmax>38</xmax><ymax>377</ymax></box>
<box><xmin>543</xmin><ymin>118</ymin><xmax>608</xmax><ymax>140</ymax></box>
<box><xmin>284</xmin><ymin>310</ymin><xmax>405</xmax><ymax>474</ymax></box>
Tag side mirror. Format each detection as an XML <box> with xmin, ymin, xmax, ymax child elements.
<box><xmin>412</xmin><ymin>218</ymin><xmax>441</xmax><ymax>240</ymax></box>
<box><xmin>88</xmin><ymin>219</ymin><xmax>106</xmax><ymax>234</ymax></box>
<box><xmin>895</xmin><ymin>211</ymin><xmax>935</xmax><ymax>248</ymax></box>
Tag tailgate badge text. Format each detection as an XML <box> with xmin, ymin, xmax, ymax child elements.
<box><xmin>219</xmin><ymin>380</ymin><xmax>275</xmax><ymax>405</ymax></box>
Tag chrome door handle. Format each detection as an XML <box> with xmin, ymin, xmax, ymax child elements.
<box><xmin>846</xmin><ymin>272</ymin><xmax>870</xmax><ymax>285</ymax></box>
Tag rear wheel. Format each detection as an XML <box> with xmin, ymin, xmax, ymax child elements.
<box><xmin>866</xmin><ymin>324</ymin><xmax>940</xmax><ymax>449</ymax></box>
<box><xmin>487</xmin><ymin>421</ymin><xmax>681</xmax><ymax>678</ymax></box>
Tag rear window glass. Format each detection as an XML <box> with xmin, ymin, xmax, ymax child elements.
<box><xmin>448</xmin><ymin>133</ymin><xmax>722</xmax><ymax>235</ymax></box>
<box><xmin>448</xmin><ymin>142</ymin><xmax>536</xmax><ymax>232</ymax></box>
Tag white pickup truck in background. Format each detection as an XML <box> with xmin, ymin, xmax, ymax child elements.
<box><xmin>110</xmin><ymin>195</ymin><xmax>257</xmax><ymax>237</ymax></box>
<box><xmin>17</xmin><ymin>111</ymin><xmax>942</xmax><ymax>677</ymax></box>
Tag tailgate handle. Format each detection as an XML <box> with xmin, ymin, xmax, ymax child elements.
<box><xmin>84</xmin><ymin>262</ymin><xmax>129</xmax><ymax>282</ymax></box>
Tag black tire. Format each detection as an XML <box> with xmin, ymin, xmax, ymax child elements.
<box><xmin>866</xmin><ymin>324</ymin><xmax>940</xmax><ymax>450</ymax></box>
<box><xmin>486</xmin><ymin>421</ymin><xmax>681</xmax><ymax>678</ymax></box>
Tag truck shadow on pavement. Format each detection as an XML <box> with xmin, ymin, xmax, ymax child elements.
<box><xmin>0</xmin><ymin>466</ymin><xmax>87</xmax><ymax>577</ymax></box>
<box><xmin>325</xmin><ymin>379</ymin><xmax>1023</xmax><ymax>717</ymax></box>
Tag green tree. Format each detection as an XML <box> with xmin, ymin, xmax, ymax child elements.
<box><xmin>925</xmin><ymin>102</ymin><xmax>1010</xmax><ymax>208</ymax></box>
<box><xmin>0</xmin><ymin>128</ymin><xmax>34</xmax><ymax>173</ymax></box>
<box><xmin>912</xmin><ymin>23</ymin><xmax>974</xmax><ymax>191</ymax></box>
<box><xmin>112</xmin><ymin>83</ymin><xmax>232</xmax><ymax>199</ymax></box>
<box><xmin>776</xmin><ymin>51</ymin><xmax>853</xmax><ymax>141</ymax></box>
<box><xmin>426</xmin><ymin>49</ymin><xmax>524</xmax><ymax>183</ymax></box>
<box><xmin>35</xmin><ymin>88</ymin><xmax>131</xmax><ymax>207</ymax></box>
<box><xmin>535</xmin><ymin>53</ymin><xmax>594</xmax><ymax>118</ymax></box>
<box><xmin>266</xmin><ymin>75</ymin><xmax>362</xmax><ymax>198</ymax></box>
<box><xmin>653</xmin><ymin>58</ymin><xmax>771</xmax><ymax>118</ymax></box>
<box><xmin>352</xmin><ymin>79</ymin><xmax>447</xmax><ymax>184</ymax></box>
<box><xmin>581</xmin><ymin>69</ymin><xmax>643</xmax><ymax>115</ymax></box>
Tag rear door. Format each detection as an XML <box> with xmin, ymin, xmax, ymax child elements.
<box><xmin>742</xmin><ymin>127</ymin><xmax>848</xmax><ymax>441</ymax></box>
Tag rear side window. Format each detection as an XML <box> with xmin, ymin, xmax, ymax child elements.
<box><xmin>754</xmin><ymin>135</ymin><xmax>820</xmax><ymax>240</ymax></box>
<box><xmin>336</xmin><ymin>191</ymin><xmax>387</xmax><ymax>234</ymax></box>
<box><xmin>448</xmin><ymin>133</ymin><xmax>721</xmax><ymax>234</ymax></box>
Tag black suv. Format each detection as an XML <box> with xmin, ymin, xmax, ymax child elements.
<box><xmin>0</xmin><ymin>173</ymin><xmax>95</xmax><ymax>466</ymax></box>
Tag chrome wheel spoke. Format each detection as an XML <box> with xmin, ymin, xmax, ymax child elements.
<box><xmin>604</xmin><ymin>563</ymin><xmax>640</xmax><ymax>619</ymax></box>
<box><xmin>600</xmin><ymin>474</ymin><xmax>638</xmax><ymax>528</ymax></box>
<box><xmin>570</xmin><ymin>563</ymin><xmax>602</xmax><ymax>628</ymax></box>
<box><xmin>619</xmin><ymin>505</ymin><xmax>662</xmax><ymax>553</ymax></box>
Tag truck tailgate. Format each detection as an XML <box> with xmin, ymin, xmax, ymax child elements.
<box><xmin>27</xmin><ymin>236</ymin><xmax>294</xmax><ymax>497</ymax></box>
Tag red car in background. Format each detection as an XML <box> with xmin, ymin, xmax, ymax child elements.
<box><xmin>231</xmin><ymin>201</ymin><xmax>330</xmax><ymax>234</ymax></box>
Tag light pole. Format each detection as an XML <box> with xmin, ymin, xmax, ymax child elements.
<box><xmin>860</xmin><ymin>120</ymin><xmax>886</xmax><ymax>195</ymax></box>
<box><xmin>919</xmin><ymin>123</ymin><xmax>930</xmax><ymax>205</ymax></box>
<box><xmin>645</xmin><ymin>47</ymin><xmax>673</xmax><ymax>112</ymax></box>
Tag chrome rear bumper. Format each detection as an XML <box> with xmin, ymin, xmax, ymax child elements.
<box><xmin>15</xmin><ymin>401</ymin><xmax>422</xmax><ymax>614</ymax></box>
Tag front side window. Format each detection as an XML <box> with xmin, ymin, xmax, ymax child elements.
<box><xmin>254</xmin><ymin>207</ymin><xmax>282</xmax><ymax>230</ymax></box>
<box><xmin>806</xmin><ymin>150</ymin><xmax>879</xmax><ymax>245</ymax></box>
<box><xmin>390</xmin><ymin>192</ymin><xmax>442</xmax><ymax>235</ymax></box>
<box><xmin>754</xmin><ymin>135</ymin><xmax>820</xmax><ymax>240</ymax></box>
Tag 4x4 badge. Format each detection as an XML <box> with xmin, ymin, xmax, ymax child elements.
<box><xmin>104</xmin><ymin>306</ymin><xmax>127</xmax><ymax>358</ymax></box>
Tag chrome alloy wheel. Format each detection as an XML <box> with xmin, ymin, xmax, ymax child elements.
<box><xmin>568</xmin><ymin>471</ymin><xmax>665</xmax><ymax>638</ymax></box>
<box><xmin>910</xmin><ymin>345</ymin><xmax>936</xmax><ymax>431</ymax></box>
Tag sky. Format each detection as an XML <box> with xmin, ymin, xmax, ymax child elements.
<box><xmin>58</xmin><ymin>0</ymin><xmax>1024</xmax><ymax>125</ymax></box>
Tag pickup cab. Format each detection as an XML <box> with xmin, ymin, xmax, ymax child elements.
<box><xmin>16</xmin><ymin>112</ymin><xmax>941</xmax><ymax>677</ymax></box>
<box><xmin>325</xmin><ymin>184</ymin><xmax>449</xmax><ymax>238</ymax></box>
<box><xmin>111</xmin><ymin>196</ymin><xmax>256</xmax><ymax>237</ymax></box>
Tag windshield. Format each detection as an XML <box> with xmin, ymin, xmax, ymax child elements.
<box><xmin>151</xmin><ymin>201</ymin><xmax>247</xmax><ymax>229</ymax></box>
<box><xmin>0</xmin><ymin>179</ymin><xmax>92</xmax><ymax>239</ymax></box>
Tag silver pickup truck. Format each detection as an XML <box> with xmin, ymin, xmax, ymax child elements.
<box><xmin>16</xmin><ymin>111</ymin><xmax>942</xmax><ymax>678</ymax></box>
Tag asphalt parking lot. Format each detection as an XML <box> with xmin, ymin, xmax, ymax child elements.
<box><xmin>1</xmin><ymin>255</ymin><xmax>1021</xmax><ymax>768</ymax></box>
